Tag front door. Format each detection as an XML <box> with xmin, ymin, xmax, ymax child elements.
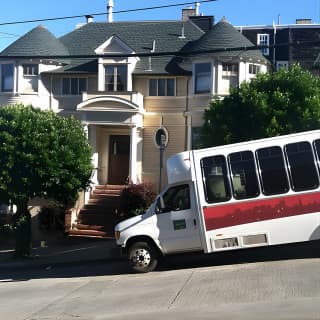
<box><xmin>155</xmin><ymin>183</ymin><xmax>202</xmax><ymax>253</ymax></box>
<box><xmin>108</xmin><ymin>135</ymin><xmax>130</xmax><ymax>185</ymax></box>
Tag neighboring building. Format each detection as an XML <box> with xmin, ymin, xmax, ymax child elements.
<box><xmin>0</xmin><ymin>5</ymin><xmax>268</xmax><ymax>191</ymax></box>
<box><xmin>237</xmin><ymin>19</ymin><xmax>320</xmax><ymax>74</ymax></box>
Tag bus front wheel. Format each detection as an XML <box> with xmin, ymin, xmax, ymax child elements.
<box><xmin>128</xmin><ymin>241</ymin><xmax>158</xmax><ymax>273</ymax></box>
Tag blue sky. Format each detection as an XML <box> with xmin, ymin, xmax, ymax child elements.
<box><xmin>0</xmin><ymin>0</ymin><xmax>319</xmax><ymax>50</ymax></box>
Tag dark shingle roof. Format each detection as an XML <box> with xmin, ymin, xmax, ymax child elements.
<box><xmin>184</xmin><ymin>19</ymin><xmax>267</xmax><ymax>62</ymax></box>
<box><xmin>0</xmin><ymin>25</ymin><xmax>69</xmax><ymax>58</ymax></box>
<box><xmin>0</xmin><ymin>19</ymin><xmax>268</xmax><ymax>75</ymax></box>
<box><xmin>59</xmin><ymin>21</ymin><xmax>204</xmax><ymax>74</ymax></box>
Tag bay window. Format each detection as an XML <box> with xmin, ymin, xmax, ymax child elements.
<box><xmin>195</xmin><ymin>63</ymin><xmax>211</xmax><ymax>94</ymax></box>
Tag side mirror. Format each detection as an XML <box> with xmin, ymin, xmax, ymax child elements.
<box><xmin>155</xmin><ymin>196</ymin><xmax>165</xmax><ymax>214</ymax></box>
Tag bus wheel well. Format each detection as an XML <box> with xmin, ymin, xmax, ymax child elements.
<box><xmin>125</xmin><ymin>236</ymin><xmax>162</xmax><ymax>256</ymax></box>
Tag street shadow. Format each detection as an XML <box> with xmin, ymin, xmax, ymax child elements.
<box><xmin>158</xmin><ymin>240</ymin><xmax>320</xmax><ymax>272</ymax></box>
<box><xmin>1</xmin><ymin>240</ymin><xmax>319</xmax><ymax>282</ymax></box>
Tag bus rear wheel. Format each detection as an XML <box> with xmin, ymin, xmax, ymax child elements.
<box><xmin>128</xmin><ymin>241</ymin><xmax>158</xmax><ymax>273</ymax></box>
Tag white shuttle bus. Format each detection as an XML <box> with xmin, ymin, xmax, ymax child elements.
<box><xmin>115</xmin><ymin>130</ymin><xmax>320</xmax><ymax>272</ymax></box>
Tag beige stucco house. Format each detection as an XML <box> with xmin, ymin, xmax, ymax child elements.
<box><xmin>0</xmin><ymin>7</ymin><xmax>268</xmax><ymax>206</ymax></box>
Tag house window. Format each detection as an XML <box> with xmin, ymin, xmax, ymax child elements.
<box><xmin>105</xmin><ymin>65</ymin><xmax>127</xmax><ymax>92</ymax></box>
<box><xmin>62</xmin><ymin>78</ymin><xmax>87</xmax><ymax>95</ymax></box>
<box><xmin>249</xmin><ymin>64</ymin><xmax>261</xmax><ymax>75</ymax></box>
<box><xmin>257</xmin><ymin>34</ymin><xmax>270</xmax><ymax>56</ymax></box>
<box><xmin>222</xmin><ymin>63</ymin><xmax>239</xmax><ymax>75</ymax></box>
<box><xmin>192</xmin><ymin>127</ymin><xmax>204</xmax><ymax>150</ymax></box>
<box><xmin>195</xmin><ymin>63</ymin><xmax>211</xmax><ymax>94</ymax></box>
<box><xmin>1</xmin><ymin>63</ymin><xmax>14</xmax><ymax>92</ymax></box>
<box><xmin>23</xmin><ymin>64</ymin><xmax>39</xmax><ymax>76</ymax></box>
<box><xmin>149</xmin><ymin>78</ymin><xmax>175</xmax><ymax>96</ymax></box>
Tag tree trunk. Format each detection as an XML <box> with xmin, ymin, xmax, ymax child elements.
<box><xmin>14</xmin><ymin>203</ymin><xmax>31</xmax><ymax>257</ymax></box>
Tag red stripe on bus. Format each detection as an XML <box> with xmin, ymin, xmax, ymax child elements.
<box><xmin>203</xmin><ymin>191</ymin><xmax>320</xmax><ymax>231</ymax></box>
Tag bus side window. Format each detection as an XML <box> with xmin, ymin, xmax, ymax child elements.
<box><xmin>201</xmin><ymin>155</ymin><xmax>231</xmax><ymax>203</ymax></box>
<box><xmin>313</xmin><ymin>139</ymin><xmax>320</xmax><ymax>172</ymax></box>
<box><xmin>228</xmin><ymin>151</ymin><xmax>260</xmax><ymax>200</ymax></box>
<box><xmin>285</xmin><ymin>141</ymin><xmax>319</xmax><ymax>192</ymax></box>
<box><xmin>160</xmin><ymin>184</ymin><xmax>190</xmax><ymax>213</ymax></box>
<box><xmin>256</xmin><ymin>146</ymin><xmax>289</xmax><ymax>195</ymax></box>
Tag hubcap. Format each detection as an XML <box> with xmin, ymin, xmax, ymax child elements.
<box><xmin>130</xmin><ymin>248</ymin><xmax>151</xmax><ymax>270</ymax></box>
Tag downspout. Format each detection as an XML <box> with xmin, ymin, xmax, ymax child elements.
<box><xmin>184</xmin><ymin>78</ymin><xmax>190</xmax><ymax>150</ymax></box>
<box><xmin>14</xmin><ymin>60</ymin><xmax>19</xmax><ymax>96</ymax></box>
<box><xmin>49</xmin><ymin>75</ymin><xmax>53</xmax><ymax>110</ymax></box>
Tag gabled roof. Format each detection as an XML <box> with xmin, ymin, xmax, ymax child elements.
<box><xmin>60</xmin><ymin>21</ymin><xmax>203</xmax><ymax>55</ymax></box>
<box><xmin>0</xmin><ymin>25</ymin><xmax>69</xmax><ymax>59</ymax></box>
<box><xmin>184</xmin><ymin>19</ymin><xmax>267</xmax><ymax>63</ymax></box>
<box><xmin>59</xmin><ymin>20</ymin><xmax>204</xmax><ymax>75</ymax></box>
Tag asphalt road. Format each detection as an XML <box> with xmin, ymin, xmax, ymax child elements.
<box><xmin>0</xmin><ymin>242</ymin><xmax>319</xmax><ymax>320</ymax></box>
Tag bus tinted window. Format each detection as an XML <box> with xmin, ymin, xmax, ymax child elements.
<box><xmin>228</xmin><ymin>151</ymin><xmax>260</xmax><ymax>199</ymax></box>
<box><xmin>201</xmin><ymin>155</ymin><xmax>231</xmax><ymax>203</ymax></box>
<box><xmin>256</xmin><ymin>146</ymin><xmax>289</xmax><ymax>195</ymax></box>
<box><xmin>314</xmin><ymin>139</ymin><xmax>320</xmax><ymax>167</ymax></box>
<box><xmin>285</xmin><ymin>141</ymin><xmax>319</xmax><ymax>191</ymax></box>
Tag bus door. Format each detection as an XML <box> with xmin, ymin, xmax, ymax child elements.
<box><xmin>155</xmin><ymin>183</ymin><xmax>202</xmax><ymax>253</ymax></box>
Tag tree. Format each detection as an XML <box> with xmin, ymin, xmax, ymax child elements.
<box><xmin>0</xmin><ymin>105</ymin><xmax>93</xmax><ymax>256</ymax></box>
<box><xmin>202</xmin><ymin>65</ymin><xmax>320</xmax><ymax>147</ymax></box>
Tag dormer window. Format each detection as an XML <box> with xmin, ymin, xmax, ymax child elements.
<box><xmin>105</xmin><ymin>65</ymin><xmax>127</xmax><ymax>92</ymax></box>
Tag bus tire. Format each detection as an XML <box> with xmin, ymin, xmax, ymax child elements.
<box><xmin>128</xmin><ymin>241</ymin><xmax>158</xmax><ymax>273</ymax></box>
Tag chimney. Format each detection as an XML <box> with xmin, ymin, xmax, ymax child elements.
<box><xmin>182</xmin><ymin>7</ymin><xmax>194</xmax><ymax>21</ymax></box>
<box><xmin>195</xmin><ymin>2</ymin><xmax>200</xmax><ymax>16</ymax></box>
<box><xmin>182</xmin><ymin>2</ymin><xmax>200</xmax><ymax>21</ymax></box>
<box><xmin>86</xmin><ymin>15</ymin><xmax>94</xmax><ymax>23</ymax></box>
<box><xmin>296</xmin><ymin>18</ymin><xmax>312</xmax><ymax>24</ymax></box>
<box><xmin>107</xmin><ymin>0</ymin><xmax>114</xmax><ymax>22</ymax></box>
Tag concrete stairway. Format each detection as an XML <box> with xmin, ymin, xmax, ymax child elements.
<box><xmin>69</xmin><ymin>185</ymin><xmax>125</xmax><ymax>239</ymax></box>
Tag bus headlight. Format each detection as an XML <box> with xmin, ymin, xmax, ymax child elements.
<box><xmin>114</xmin><ymin>231</ymin><xmax>121</xmax><ymax>241</ymax></box>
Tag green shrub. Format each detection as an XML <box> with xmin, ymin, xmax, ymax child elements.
<box><xmin>120</xmin><ymin>182</ymin><xmax>157</xmax><ymax>218</ymax></box>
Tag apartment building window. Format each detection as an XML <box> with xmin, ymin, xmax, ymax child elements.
<box><xmin>195</xmin><ymin>63</ymin><xmax>211</xmax><ymax>94</ymax></box>
<box><xmin>276</xmin><ymin>61</ymin><xmax>289</xmax><ymax>70</ymax></box>
<box><xmin>249</xmin><ymin>64</ymin><xmax>261</xmax><ymax>75</ymax></box>
<box><xmin>149</xmin><ymin>78</ymin><xmax>175</xmax><ymax>96</ymax></box>
<box><xmin>1</xmin><ymin>63</ymin><xmax>14</xmax><ymax>92</ymax></box>
<box><xmin>62</xmin><ymin>78</ymin><xmax>87</xmax><ymax>95</ymax></box>
<box><xmin>257</xmin><ymin>34</ymin><xmax>270</xmax><ymax>56</ymax></box>
<box><xmin>105</xmin><ymin>65</ymin><xmax>127</xmax><ymax>92</ymax></box>
<box><xmin>23</xmin><ymin>64</ymin><xmax>39</xmax><ymax>76</ymax></box>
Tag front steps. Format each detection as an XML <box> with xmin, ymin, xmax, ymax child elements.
<box><xmin>69</xmin><ymin>185</ymin><xmax>125</xmax><ymax>239</ymax></box>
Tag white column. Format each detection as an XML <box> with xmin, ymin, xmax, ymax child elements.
<box><xmin>129</xmin><ymin>126</ymin><xmax>137</xmax><ymax>184</ymax></box>
<box><xmin>14</xmin><ymin>61</ymin><xmax>19</xmax><ymax>95</ymax></box>
<box><xmin>88</xmin><ymin>124</ymin><xmax>99</xmax><ymax>185</ymax></box>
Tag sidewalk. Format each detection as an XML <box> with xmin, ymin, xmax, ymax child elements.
<box><xmin>0</xmin><ymin>235</ymin><xmax>122</xmax><ymax>271</ymax></box>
